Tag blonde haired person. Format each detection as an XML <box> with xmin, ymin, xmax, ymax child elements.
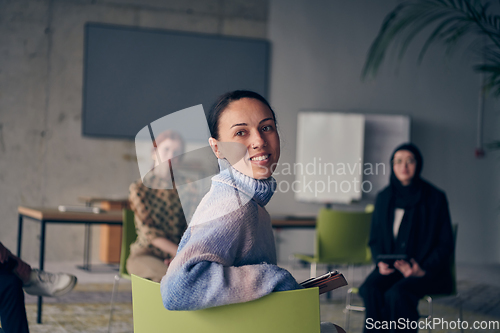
<box><xmin>127</xmin><ymin>130</ymin><xmax>188</xmax><ymax>282</ymax></box>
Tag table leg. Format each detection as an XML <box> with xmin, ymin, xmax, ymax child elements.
<box><xmin>40</xmin><ymin>220</ymin><xmax>46</xmax><ymax>271</ymax></box>
<box><xmin>37</xmin><ymin>296</ymin><xmax>42</xmax><ymax>324</ymax></box>
<box><xmin>83</xmin><ymin>223</ymin><xmax>91</xmax><ymax>270</ymax></box>
<box><xmin>84</xmin><ymin>200</ymin><xmax>92</xmax><ymax>270</ymax></box>
<box><xmin>37</xmin><ymin>220</ymin><xmax>46</xmax><ymax>324</ymax></box>
<box><xmin>87</xmin><ymin>224</ymin><xmax>92</xmax><ymax>269</ymax></box>
<box><xmin>17</xmin><ymin>214</ymin><xmax>23</xmax><ymax>257</ymax></box>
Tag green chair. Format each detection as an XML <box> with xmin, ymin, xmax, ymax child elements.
<box><xmin>131</xmin><ymin>274</ymin><xmax>322</xmax><ymax>333</ymax></box>
<box><xmin>108</xmin><ymin>209</ymin><xmax>137</xmax><ymax>333</ymax></box>
<box><xmin>294</xmin><ymin>207</ymin><xmax>373</xmax><ymax>279</ymax></box>
<box><xmin>344</xmin><ymin>225</ymin><xmax>462</xmax><ymax>333</ymax></box>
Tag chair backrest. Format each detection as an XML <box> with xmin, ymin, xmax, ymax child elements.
<box><xmin>119</xmin><ymin>209</ymin><xmax>137</xmax><ymax>278</ymax></box>
<box><xmin>364</xmin><ymin>204</ymin><xmax>375</xmax><ymax>213</ymax></box>
<box><xmin>425</xmin><ymin>224</ymin><xmax>458</xmax><ymax>299</ymax></box>
<box><xmin>449</xmin><ymin>224</ymin><xmax>458</xmax><ymax>295</ymax></box>
<box><xmin>315</xmin><ymin>208</ymin><xmax>372</xmax><ymax>264</ymax></box>
<box><xmin>131</xmin><ymin>274</ymin><xmax>321</xmax><ymax>333</ymax></box>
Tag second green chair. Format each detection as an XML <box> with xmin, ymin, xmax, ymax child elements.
<box><xmin>294</xmin><ymin>207</ymin><xmax>373</xmax><ymax>279</ymax></box>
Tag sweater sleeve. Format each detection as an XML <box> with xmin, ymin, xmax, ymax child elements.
<box><xmin>160</xmin><ymin>216</ymin><xmax>302</xmax><ymax>311</ymax></box>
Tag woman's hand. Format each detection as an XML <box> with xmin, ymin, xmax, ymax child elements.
<box><xmin>151</xmin><ymin>237</ymin><xmax>178</xmax><ymax>258</ymax></box>
<box><xmin>377</xmin><ymin>261</ymin><xmax>395</xmax><ymax>275</ymax></box>
<box><xmin>394</xmin><ymin>259</ymin><xmax>426</xmax><ymax>278</ymax></box>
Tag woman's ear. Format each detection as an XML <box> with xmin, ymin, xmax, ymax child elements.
<box><xmin>208</xmin><ymin>137</ymin><xmax>223</xmax><ymax>159</ymax></box>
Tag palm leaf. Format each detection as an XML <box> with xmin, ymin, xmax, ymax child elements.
<box><xmin>362</xmin><ymin>0</ymin><xmax>500</xmax><ymax>96</ymax></box>
<box><xmin>485</xmin><ymin>141</ymin><xmax>500</xmax><ymax>149</ymax></box>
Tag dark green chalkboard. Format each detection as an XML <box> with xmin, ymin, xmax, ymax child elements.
<box><xmin>82</xmin><ymin>23</ymin><xmax>270</xmax><ymax>140</ymax></box>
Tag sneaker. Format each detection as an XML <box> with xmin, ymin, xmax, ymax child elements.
<box><xmin>23</xmin><ymin>269</ymin><xmax>77</xmax><ymax>297</ymax></box>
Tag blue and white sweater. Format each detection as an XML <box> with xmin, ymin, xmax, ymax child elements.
<box><xmin>160</xmin><ymin>159</ymin><xmax>302</xmax><ymax>310</ymax></box>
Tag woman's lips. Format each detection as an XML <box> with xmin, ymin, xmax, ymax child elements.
<box><xmin>249</xmin><ymin>154</ymin><xmax>271</xmax><ymax>166</ymax></box>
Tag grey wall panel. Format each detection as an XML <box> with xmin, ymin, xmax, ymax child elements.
<box><xmin>268</xmin><ymin>0</ymin><xmax>499</xmax><ymax>264</ymax></box>
<box><xmin>294</xmin><ymin>112</ymin><xmax>409</xmax><ymax>204</ymax></box>
<box><xmin>295</xmin><ymin>112</ymin><xmax>366</xmax><ymax>203</ymax></box>
<box><xmin>363</xmin><ymin>114</ymin><xmax>410</xmax><ymax>198</ymax></box>
<box><xmin>82</xmin><ymin>23</ymin><xmax>270</xmax><ymax>139</ymax></box>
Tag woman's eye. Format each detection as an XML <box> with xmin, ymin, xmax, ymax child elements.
<box><xmin>235</xmin><ymin>131</ymin><xmax>245</xmax><ymax>136</ymax></box>
<box><xmin>262</xmin><ymin>125</ymin><xmax>273</xmax><ymax>132</ymax></box>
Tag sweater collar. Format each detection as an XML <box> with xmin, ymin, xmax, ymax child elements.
<box><xmin>212</xmin><ymin>158</ymin><xmax>276</xmax><ymax>207</ymax></box>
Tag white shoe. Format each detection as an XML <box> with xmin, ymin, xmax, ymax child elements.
<box><xmin>23</xmin><ymin>269</ymin><xmax>77</xmax><ymax>297</ymax></box>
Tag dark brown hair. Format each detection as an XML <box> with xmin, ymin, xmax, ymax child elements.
<box><xmin>207</xmin><ymin>90</ymin><xmax>277</xmax><ymax>140</ymax></box>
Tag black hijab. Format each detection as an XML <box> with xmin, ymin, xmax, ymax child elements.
<box><xmin>389</xmin><ymin>143</ymin><xmax>423</xmax><ymax>209</ymax></box>
<box><xmin>386</xmin><ymin>143</ymin><xmax>424</xmax><ymax>255</ymax></box>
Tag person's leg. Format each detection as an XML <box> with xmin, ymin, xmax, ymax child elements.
<box><xmin>5</xmin><ymin>250</ymin><xmax>76</xmax><ymax>297</ymax></box>
<box><xmin>359</xmin><ymin>268</ymin><xmax>403</xmax><ymax>332</ymax></box>
<box><xmin>0</xmin><ymin>241</ymin><xmax>76</xmax><ymax>332</ymax></box>
<box><xmin>0</xmin><ymin>269</ymin><xmax>29</xmax><ymax>333</ymax></box>
<box><xmin>22</xmin><ymin>269</ymin><xmax>77</xmax><ymax>297</ymax></box>
<box><xmin>126</xmin><ymin>252</ymin><xmax>168</xmax><ymax>282</ymax></box>
<box><xmin>384</xmin><ymin>275</ymin><xmax>434</xmax><ymax>333</ymax></box>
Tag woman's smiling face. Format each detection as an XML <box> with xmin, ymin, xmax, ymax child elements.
<box><xmin>211</xmin><ymin>98</ymin><xmax>280</xmax><ymax>179</ymax></box>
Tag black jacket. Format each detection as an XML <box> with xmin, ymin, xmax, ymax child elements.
<box><xmin>369</xmin><ymin>180</ymin><xmax>454</xmax><ymax>284</ymax></box>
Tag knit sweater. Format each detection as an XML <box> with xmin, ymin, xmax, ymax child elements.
<box><xmin>160</xmin><ymin>159</ymin><xmax>302</xmax><ymax>310</ymax></box>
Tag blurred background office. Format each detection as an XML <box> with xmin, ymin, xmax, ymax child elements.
<box><xmin>1</xmin><ymin>0</ymin><xmax>497</xmax><ymax>266</ymax></box>
<box><xmin>0</xmin><ymin>1</ymin><xmax>499</xmax><ymax>331</ymax></box>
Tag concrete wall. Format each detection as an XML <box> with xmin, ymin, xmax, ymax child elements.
<box><xmin>267</xmin><ymin>0</ymin><xmax>500</xmax><ymax>263</ymax></box>
<box><xmin>0</xmin><ymin>0</ymin><xmax>269</xmax><ymax>262</ymax></box>
<box><xmin>1</xmin><ymin>0</ymin><xmax>498</xmax><ymax>265</ymax></box>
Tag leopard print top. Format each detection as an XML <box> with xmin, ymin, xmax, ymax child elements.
<box><xmin>128</xmin><ymin>174</ymin><xmax>188</xmax><ymax>259</ymax></box>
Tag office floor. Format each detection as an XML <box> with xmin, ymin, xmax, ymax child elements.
<box><xmin>22</xmin><ymin>261</ymin><xmax>500</xmax><ymax>333</ymax></box>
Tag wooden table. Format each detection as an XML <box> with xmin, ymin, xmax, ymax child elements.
<box><xmin>271</xmin><ymin>216</ymin><xmax>316</xmax><ymax>262</ymax></box>
<box><xmin>271</xmin><ymin>217</ymin><xmax>316</xmax><ymax>229</ymax></box>
<box><xmin>16</xmin><ymin>206</ymin><xmax>123</xmax><ymax>323</ymax></box>
<box><xmin>78</xmin><ymin>197</ymin><xmax>129</xmax><ymax>264</ymax></box>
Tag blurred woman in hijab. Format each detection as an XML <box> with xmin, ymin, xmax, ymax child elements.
<box><xmin>359</xmin><ymin>143</ymin><xmax>454</xmax><ymax>332</ymax></box>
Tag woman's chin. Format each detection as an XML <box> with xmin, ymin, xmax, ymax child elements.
<box><xmin>252</xmin><ymin>167</ymin><xmax>273</xmax><ymax>179</ymax></box>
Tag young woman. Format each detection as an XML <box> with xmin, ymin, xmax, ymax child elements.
<box><xmin>160</xmin><ymin>90</ymin><xmax>302</xmax><ymax>310</ymax></box>
<box><xmin>127</xmin><ymin>130</ymin><xmax>188</xmax><ymax>282</ymax></box>
<box><xmin>160</xmin><ymin>91</ymin><xmax>342</xmax><ymax>333</ymax></box>
<box><xmin>359</xmin><ymin>143</ymin><xmax>454</xmax><ymax>332</ymax></box>
<box><xmin>0</xmin><ymin>242</ymin><xmax>77</xmax><ymax>333</ymax></box>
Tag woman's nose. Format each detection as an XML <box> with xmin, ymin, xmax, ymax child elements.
<box><xmin>250</xmin><ymin>131</ymin><xmax>266</xmax><ymax>149</ymax></box>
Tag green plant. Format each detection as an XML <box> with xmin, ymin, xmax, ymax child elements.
<box><xmin>363</xmin><ymin>0</ymin><xmax>499</xmax><ymax>150</ymax></box>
